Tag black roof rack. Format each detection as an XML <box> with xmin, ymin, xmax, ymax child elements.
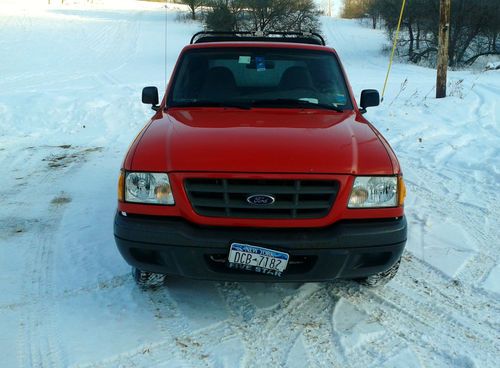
<box><xmin>190</xmin><ymin>31</ymin><xmax>325</xmax><ymax>46</ymax></box>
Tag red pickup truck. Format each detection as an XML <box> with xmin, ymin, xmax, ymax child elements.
<box><xmin>114</xmin><ymin>32</ymin><xmax>407</xmax><ymax>288</ymax></box>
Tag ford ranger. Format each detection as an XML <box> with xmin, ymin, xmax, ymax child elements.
<box><xmin>113</xmin><ymin>31</ymin><xmax>407</xmax><ymax>288</ymax></box>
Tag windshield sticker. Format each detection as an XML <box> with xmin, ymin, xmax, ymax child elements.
<box><xmin>238</xmin><ymin>56</ymin><xmax>251</xmax><ymax>64</ymax></box>
<box><xmin>333</xmin><ymin>94</ymin><xmax>347</xmax><ymax>105</ymax></box>
<box><xmin>255</xmin><ymin>56</ymin><xmax>266</xmax><ymax>72</ymax></box>
<box><xmin>299</xmin><ymin>98</ymin><xmax>319</xmax><ymax>104</ymax></box>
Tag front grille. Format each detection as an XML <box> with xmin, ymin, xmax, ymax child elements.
<box><xmin>185</xmin><ymin>178</ymin><xmax>339</xmax><ymax>219</ymax></box>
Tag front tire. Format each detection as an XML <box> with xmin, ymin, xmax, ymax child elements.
<box><xmin>357</xmin><ymin>258</ymin><xmax>401</xmax><ymax>287</ymax></box>
<box><xmin>132</xmin><ymin>267</ymin><xmax>166</xmax><ymax>289</ymax></box>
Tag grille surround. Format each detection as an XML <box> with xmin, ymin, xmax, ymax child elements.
<box><xmin>185</xmin><ymin>178</ymin><xmax>339</xmax><ymax>219</ymax></box>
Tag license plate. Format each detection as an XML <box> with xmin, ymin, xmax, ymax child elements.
<box><xmin>227</xmin><ymin>243</ymin><xmax>289</xmax><ymax>276</ymax></box>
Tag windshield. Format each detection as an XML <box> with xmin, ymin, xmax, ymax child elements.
<box><xmin>168</xmin><ymin>47</ymin><xmax>353</xmax><ymax>111</ymax></box>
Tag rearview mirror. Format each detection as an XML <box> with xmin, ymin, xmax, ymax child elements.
<box><xmin>142</xmin><ymin>86</ymin><xmax>160</xmax><ymax>111</ymax></box>
<box><xmin>360</xmin><ymin>89</ymin><xmax>380</xmax><ymax>113</ymax></box>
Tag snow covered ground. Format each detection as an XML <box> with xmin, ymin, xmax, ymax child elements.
<box><xmin>0</xmin><ymin>1</ymin><xmax>499</xmax><ymax>367</ymax></box>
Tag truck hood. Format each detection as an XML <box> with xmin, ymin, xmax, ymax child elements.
<box><xmin>129</xmin><ymin>108</ymin><xmax>394</xmax><ymax>174</ymax></box>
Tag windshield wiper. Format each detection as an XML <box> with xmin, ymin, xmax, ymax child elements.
<box><xmin>170</xmin><ymin>100</ymin><xmax>251</xmax><ymax>110</ymax></box>
<box><xmin>251</xmin><ymin>98</ymin><xmax>343</xmax><ymax>112</ymax></box>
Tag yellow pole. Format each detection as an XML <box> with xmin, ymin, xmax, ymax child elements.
<box><xmin>381</xmin><ymin>0</ymin><xmax>407</xmax><ymax>102</ymax></box>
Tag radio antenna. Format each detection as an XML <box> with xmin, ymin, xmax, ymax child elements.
<box><xmin>164</xmin><ymin>0</ymin><xmax>168</xmax><ymax>88</ymax></box>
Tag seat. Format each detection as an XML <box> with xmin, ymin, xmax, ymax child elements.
<box><xmin>199</xmin><ymin>67</ymin><xmax>238</xmax><ymax>101</ymax></box>
<box><xmin>179</xmin><ymin>57</ymin><xmax>208</xmax><ymax>100</ymax></box>
<box><xmin>279</xmin><ymin>66</ymin><xmax>314</xmax><ymax>90</ymax></box>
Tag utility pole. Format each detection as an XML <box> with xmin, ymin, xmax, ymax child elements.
<box><xmin>328</xmin><ymin>0</ymin><xmax>332</xmax><ymax>17</ymax></box>
<box><xmin>436</xmin><ymin>0</ymin><xmax>451</xmax><ymax>98</ymax></box>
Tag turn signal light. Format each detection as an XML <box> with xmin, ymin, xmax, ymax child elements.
<box><xmin>398</xmin><ymin>176</ymin><xmax>407</xmax><ymax>206</ymax></box>
<box><xmin>118</xmin><ymin>171</ymin><xmax>125</xmax><ymax>201</ymax></box>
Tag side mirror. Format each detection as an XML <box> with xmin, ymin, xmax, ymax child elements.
<box><xmin>142</xmin><ymin>86</ymin><xmax>160</xmax><ymax>111</ymax></box>
<box><xmin>360</xmin><ymin>89</ymin><xmax>380</xmax><ymax>113</ymax></box>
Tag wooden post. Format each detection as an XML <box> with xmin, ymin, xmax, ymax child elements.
<box><xmin>436</xmin><ymin>0</ymin><xmax>451</xmax><ymax>99</ymax></box>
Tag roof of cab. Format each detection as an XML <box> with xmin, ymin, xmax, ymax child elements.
<box><xmin>182</xmin><ymin>41</ymin><xmax>335</xmax><ymax>53</ymax></box>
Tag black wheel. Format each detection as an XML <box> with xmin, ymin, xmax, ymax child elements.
<box><xmin>132</xmin><ymin>267</ymin><xmax>166</xmax><ymax>289</ymax></box>
<box><xmin>357</xmin><ymin>258</ymin><xmax>401</xmax><ymax>288</ymax></box>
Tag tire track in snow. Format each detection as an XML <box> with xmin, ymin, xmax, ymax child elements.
<box><xmin>328</xmin><ymin>270</ymin><xmax>499</xmax><ymax>366</ymax></box>
<box><xmin>269</xmin><ymin>290</ymin><xmax>340</xmax><ymax>368</ymax></box>
<box><xmin>77</xmin><ymin>284</ymin><xmax>219</xmax><ymax>368</ymax></box>
<box><xmin>352</xmin><ymin>333</ymin><xmax>409</xmax><ymax>368</ymax></box>
<box><xmin>2</xmin><ymin>10</ymin><xmax>142</xmax><ymax>94</ymax></box>
<box><xmin>0</xmin><ymin>273</ymin><xmax>132</xmax><ymax>313</ymax></box>
<box><xmin>216</xmin><ymin>281</ymin><xmax>304</xmax><ymax>368</ymax></box>
<box><xmin>401</xmin><ymin>161</ymin><xmax>499</xmax><ymax>287</ymax></box>
<box><xmin>79</xmin><ymin>312</ymin><xmax>233</xmax><ymax>368</ymax></box>
<box><xmin>89</xmin><ymin>11</ymin><xmax>142</xmax><ymax>91</ymax></box>
<box><xmin>3</xmin><ymin>145</ymin><xmax>104</xmax><ymax>368</ymax></box>
<box><xmin>215</xmin><ymin>282</ymin><xmax>261</xmax><ymax>367</ymax></box>
<box><xmin>0</xmin><ymin>14</ymin><xmax>92</xmax><ymax>91</ymax></box>
<box><xmin>299</xmin><ymin>294</ymin><xmax>346</xmax><ymax>368</ymax></box>
<box><xmin>81</xmin><ymin>284</ymin><xmax>227</xmax><ymax>368</ymax></box>
<box><xmin>145</xmin><ymin>288</ymin><xmax>217</xmax><ymax>368</ymax></box>
<box><xmin>216</xmin><ymin>282</ymin><xmax>347</xmax><ymax>368</ymax></box>
<box><xmin>398</xmin><ymin>253</ymin><xmax>500</xmax><ymax>332</ymax></box>
<box><xmin>21</xmin><ymin>219</ymin><xmax>67</xmax><ymax>367</ymax></box>
<box><xmin>17</xmin><ymin>208</ymin><xmax>68</xmax><ymax>368</ymax></box>
<box><xmin>467</xmin><ymin>81</ymin><xmax>497</xmax><ymax>131</ymax></box>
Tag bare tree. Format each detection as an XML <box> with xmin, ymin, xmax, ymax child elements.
<box><xmin>204</xmin><ymin>0</ymin><xmax>321</xmax><ymax>33</ymax></box>
<box><xmin>367</xmin><ymin>0</ymin><xmax>500</xmax><ymax>67</ymax></box>
<box><xmin>179</xmin><ymin>0</ymin><xmax>205</xmax><ymax>20</ymax></box>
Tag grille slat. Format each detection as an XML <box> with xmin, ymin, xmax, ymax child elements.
<box><xmin>185</xmin><ymin>182</ymin><xmax>337</xmax><ymax>194</ymax></box>
<box><xmin>222</xmin><ymin>179</ymin><xmax>231</xmax><ymax>216</ymax></box>
<box><xmin>185</xmin><ymin>179</ymin><xmax>339</xmax><ymax>219</ymax></box>
<box><xmin>190</xmin><ymin>198</ymin><xmax>332</xmax><ymax>210</ymax></box>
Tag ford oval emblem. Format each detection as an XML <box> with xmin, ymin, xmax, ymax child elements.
<box><xmin>247</xmin><ymin>194</ymin><xmax>275</xmax><ymax>206</ymax></box>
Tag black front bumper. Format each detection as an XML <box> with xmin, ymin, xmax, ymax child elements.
<box><xmin>114</xmin><ymin>213</ymin><xmax>407</xmax><ymax>282</ymax></box>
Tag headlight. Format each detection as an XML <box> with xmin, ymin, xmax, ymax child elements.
<box><xmin>125</xmin><ymin>172</ymin><xmax>174</xmax><ymax>205</ymax></box>
<box><xmin>348</xmin><ymin>176</ymin><xmax>398</xmax><ymax>208</ymax></box>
